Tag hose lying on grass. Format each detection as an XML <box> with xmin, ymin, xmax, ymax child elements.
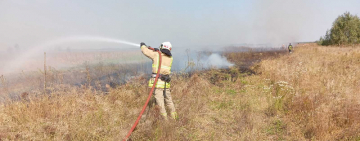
<box><xmin>123</xmin><ymin>47</ymin><xmax>162</xmax><ymax>141</ymax></box>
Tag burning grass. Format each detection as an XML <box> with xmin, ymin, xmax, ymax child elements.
<box><xmin>0</xmin><ymin>44</ymin><xmax>360</xmax><ymax>140</ymax></box>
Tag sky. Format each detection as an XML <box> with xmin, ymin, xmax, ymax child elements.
<box><xmin>0</xmin><ymin>0</ymin><xmax>360</xmax><ymax>50</ymax></box>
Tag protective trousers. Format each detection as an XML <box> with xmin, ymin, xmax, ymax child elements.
<box><xmin>154</xmin><ymin>88</ymin><xmax>177</xmax><ymax>119</ymax></box>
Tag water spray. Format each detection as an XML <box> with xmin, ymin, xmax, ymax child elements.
<box><xmin>1</xmin><ymin>36</ymin><xmax>139</xmax><ymax>74</ymax></box>
<box><xmin>48</xmin><ymin>36</ymin><xmax>139</xmax><ymax>47</ymax></box>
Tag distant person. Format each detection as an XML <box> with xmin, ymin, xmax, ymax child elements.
<box><xmin>140</xmin><ymin>42</ymin><xmax>177</xmax><ymax>120</ymax></box>
<box><xmin>288</xmin><ymin>43</ymin><xmax>293</xmax><ymax>53</ymax></box>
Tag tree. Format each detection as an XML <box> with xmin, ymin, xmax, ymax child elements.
<box><xmin>318</xmin><ymin>12</ymin><xmax>360</xmax><ymax>46</ymax></box>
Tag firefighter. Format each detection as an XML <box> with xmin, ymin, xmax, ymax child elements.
<box><xmin>288</xmin><ymin>43</ymin><xmax>293</xmax><ymax>53</ymax></box>
<box><xmin>140</xmin><ymin>42</ymin><xmax>177</xmax><ymax>120</ymax></box>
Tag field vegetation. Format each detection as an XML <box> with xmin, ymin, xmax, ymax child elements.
<box><xmin>0</xmin><ymin>44</ymin><xmax>360</xmax><ymax>140</ymax></box>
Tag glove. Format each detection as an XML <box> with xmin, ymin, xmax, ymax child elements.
<box><xmin>153</xmin><ymin>48</ymin><xmax>159</xmax><ymax>51</ymax></box>
<box><xmin>140</xmin><ymin>42</ymin><xmax>146</xmax><ymax>48</ymax></box>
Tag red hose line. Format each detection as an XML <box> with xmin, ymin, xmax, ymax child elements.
<box><xmin>123</xmin><ymin>47</ymin><xmax>162</xmax><ymax>141</ymax></box>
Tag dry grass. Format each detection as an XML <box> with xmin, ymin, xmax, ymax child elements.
<box><xmin>256</xmin><ymin>44</ymin><xmax>360</xmax><ymax>140</ymax></box>
<box><xmin>0</xmin><ymin>44</ymin><xmax>360</xmax><ymax>140</ymax></box>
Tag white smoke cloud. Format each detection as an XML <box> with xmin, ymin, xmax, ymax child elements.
<box><xmin>200</xmin><ymin>53</ymin><xmax>234</xmax><ymax>68</ymax></box>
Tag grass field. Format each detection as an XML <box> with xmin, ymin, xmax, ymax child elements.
<box><xmin>0</xmin><ymin>44</ymin><xmax>359</xmax><ymax>140</ymax></box>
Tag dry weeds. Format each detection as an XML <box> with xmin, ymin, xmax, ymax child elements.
<box><xmin>0</xmin><ymin>44</ymin><xmax>359</xmax><ymax>140</ymax></box>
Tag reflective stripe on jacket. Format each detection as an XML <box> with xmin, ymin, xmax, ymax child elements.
<box><xmin>141</xmin><ymin>45</ymin><xmax>173</xmax><ymax>88</ymax></box>
<box><xmin>148</xmin><ymin>78</ymin><xmax>171</xmax><ymax>88</ymax></box>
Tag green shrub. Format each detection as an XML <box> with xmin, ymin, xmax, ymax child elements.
<box><xmin>318</xmin><ymin>12</ymin><xmax>360</xmax><ymax>46</ymax></box>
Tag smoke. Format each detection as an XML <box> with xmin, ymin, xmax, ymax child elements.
<box><xmin>1</xmin><ymin>1</ymin><xmax>359</xmax><ymax>75</ymax></box>
<box><xmin>3</xmin><ymin>0</ymin><xmax>358</xmax><ymax>51</ymax></box>
<box><xmin>244</xmin><ymin>0</ymin><xmax>319</xmax><ymax>45</ymax></box>
<box><xmin>170</xmin><ymin>50</ymin><xmax>234</xmax><ymax>72</ymax></box>
<box><xmin>200</xmin><ymin>54</ymin><xmax>234</xmax><ymax>68</ymax></box>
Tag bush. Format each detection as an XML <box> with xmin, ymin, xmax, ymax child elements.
<box><xmin>318</xmin><ymin>12</ymin><xmax>360</xmax><ymax>46</ymax></box>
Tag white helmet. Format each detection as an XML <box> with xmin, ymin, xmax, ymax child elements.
<box><xmin>160</xmin><ymin>42</ymin><xmax>172</xmax><ymax>51</ymax></box>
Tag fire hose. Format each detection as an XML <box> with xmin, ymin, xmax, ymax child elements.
<box><xmin>123</xmin><ymin>47</ymin><xmax>162</xmax><ymax>141</ymax></box>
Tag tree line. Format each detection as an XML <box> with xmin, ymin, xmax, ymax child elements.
<box><xmin>318</xmin><ymin>12</ymin><xmax>360</xmax><ymax>46</ymax></box>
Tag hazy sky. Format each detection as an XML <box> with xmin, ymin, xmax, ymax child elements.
<box><xmin>1</xmin><ymin>0</ymin><xmax>360</xmax><ymax>50</ymax></box>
